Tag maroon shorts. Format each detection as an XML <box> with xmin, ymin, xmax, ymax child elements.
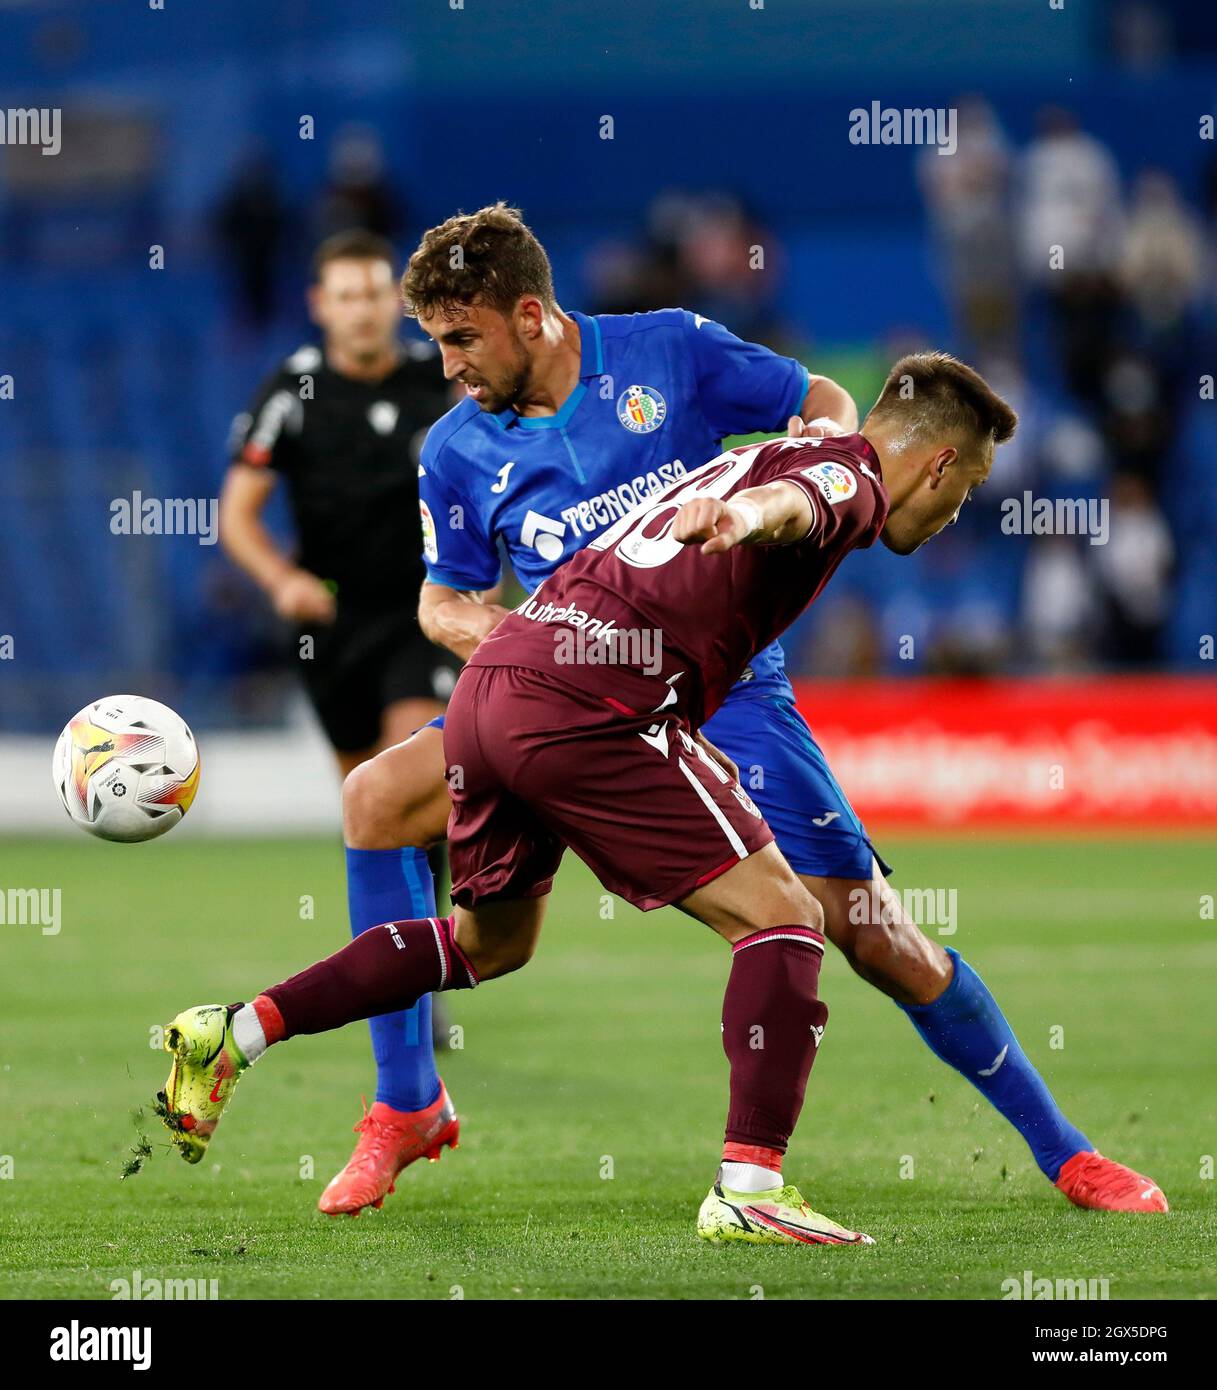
<box><xmin>443</xmin><ymin>664</ymin><xmax>774</xmax><ymax>912</ymax></box>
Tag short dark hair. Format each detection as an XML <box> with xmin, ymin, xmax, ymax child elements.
<box><xmin>866</xmin><ymin>352</ymin><xmax>1018</xmax><ymax>449</ymax></box>
<box><xmin>311</xmin><ymin>229</ymin><xmax>398</xmax><ymax>283</ymax></box>
<box><xmin>400</xmin><ymin>202</ymin><xmax>556</xmax><ymax>320</ymax></box>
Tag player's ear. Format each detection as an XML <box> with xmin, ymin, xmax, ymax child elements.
<box><xmin>514</xmin><ymin>296</ymin><xmax>545</xmax><ymax>340</ymax></box>
<box><xmin>306</xmin><ymin>283</ymin><xmax>325</xmax><ymax>327</ymax></box>
<box><xmin>927</xmin><ymin>445</ymin><xmax>957</xmax><ymax>490</ymax></box>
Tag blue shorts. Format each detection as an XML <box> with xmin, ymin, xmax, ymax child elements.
<box><xmin>701</xmin><ymin>689</ymin><xmax>890</xmax><ymax>882</ymax></box>
<box><xmin>427</xmin><ymin>689</ymin><xmax>888</xmax><ymax>883</ymax></box>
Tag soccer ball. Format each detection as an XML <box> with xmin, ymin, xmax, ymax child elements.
<box><xmin>52</xmin><ymin>695</ymin><xmax>200</xmax><ymax>842</ymax></box>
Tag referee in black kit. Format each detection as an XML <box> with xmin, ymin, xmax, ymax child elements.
<box><xmin>221</xmin><ymin>228</ymin><xmax>460</xmax><ymax>1070</ymax></box>
<box><xmin>221</xmin><ymin>230</ymin><xmax>459</xmax><ymax>777</ymax></box>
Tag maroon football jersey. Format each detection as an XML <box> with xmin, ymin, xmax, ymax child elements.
<box><xmin>467</xmin><ymin>434</ymin><xmax>890</xmax><ymax>725</ymax></box>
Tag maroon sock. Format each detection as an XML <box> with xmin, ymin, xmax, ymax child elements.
<box><xmin>261</xmin><ymin>915</ymin><xmax>478</xmax><ymax>1040</ymax></box>
<box><xmin>721</xmin><ymin>926</ymin><xmax>828</xmax><ymax>1154</ymax></box>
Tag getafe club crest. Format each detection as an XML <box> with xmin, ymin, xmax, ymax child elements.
<box><xmin>617</xmin><ymin>384</ymin><xmax>667</xmax><ymax>434</ymax></box>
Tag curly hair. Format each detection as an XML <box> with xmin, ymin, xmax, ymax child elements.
<box><xmin>400</xmin><ymin>203</ymin><xmax>556</xmax><ymax>320</ymax></box>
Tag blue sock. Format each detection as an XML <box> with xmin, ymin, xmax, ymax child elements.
<box><xmin>345</xmin><ymin>846</ymin><xmax>442</xmax><ymax>1113</ymax></box>
<box><xmin>898</xmin><ymin>948</ymin><xmax>1091</xmax><ymax>1179</ymax></box>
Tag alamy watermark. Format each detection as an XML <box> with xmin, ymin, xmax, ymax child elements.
<box><xmin>49</xmin><ymin>1322</ymin><xmax>151</xmax><ymax>1370</ymax></box>
<box><xmin>1003</xmin><ymin>1269</ymin><xmax>1111</xmax><ymax>1300</ymax></box>
<box><xmin>111</xmin><ymin>1268</ymin><xmax>219</xmax><ymax>1301</ymax></box>
<box><xmin>1000</xmin><ymin>492</ymin><xmax>1109</xmax><ymax>545</ymax></box>
<box><xmin>0</xmin><ymin>886</ymin><xmax>61</xmax><ymax>936</ymax></box>
<box><xmin>849</xmin><ymin>102</ymin><xmax>957</xmax><ymax>156</ymax></box>
<box><xmin>0</xmin><ymin>107</ymin><xmax>61</xmax><ymax>156</ymax></box>
<box><xmin>110</xmin><ymin>492</ymin><xmax>218</xmax><ymax>546</ymax></box>
<box><xmin>553</xmin><ymin>624</ymin><xmax>663</xmax><ymax>676</ymax></box>
<box><xmin>848</xmin><ymin>885</ymin><xmax>957</xmax><ymax>935</ymax></box>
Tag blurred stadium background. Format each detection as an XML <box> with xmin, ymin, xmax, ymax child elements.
<box><xmin>1</xmin><ymin>0</ymin><xmax>1215</xmax><ymax>832</ymax></box>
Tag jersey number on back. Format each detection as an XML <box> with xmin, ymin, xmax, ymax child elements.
<box><xmin>588</xmin><ymin>447</ymin><xmax>762</xmax><ymax>569</ymax></box>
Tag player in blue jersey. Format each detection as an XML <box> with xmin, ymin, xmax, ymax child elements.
<box><xmin>324</xmin><ymin>204</ymin><xmax>1164</xmax><ymax>1217</ymax></box>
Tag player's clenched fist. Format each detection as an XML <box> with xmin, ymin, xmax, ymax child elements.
<box><xmin>673</xmin><ymin>497</ymin><xmax>761</xmax><ymax>555</ymax></box>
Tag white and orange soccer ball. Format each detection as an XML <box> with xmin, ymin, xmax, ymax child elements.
<box><xmin>52</xmin><ymin>695</ymin><xmax>200</xmax><ymax>842</ymax></box>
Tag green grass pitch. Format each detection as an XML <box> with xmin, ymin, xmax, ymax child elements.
<box><xmin>1</xmin><ymin>833</ymin><xmax>1213</xmax><ymax>1300</ymax></box>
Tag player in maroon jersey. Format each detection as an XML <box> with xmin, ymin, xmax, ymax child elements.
<box><xmin>157</xmin><ymin>352</ymin><xmax>1026</xmax><ymax>1244</ymax></box>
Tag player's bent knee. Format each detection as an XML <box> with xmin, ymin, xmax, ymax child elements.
<box><xmin>751</xmin><ymin>878</ymin><xmax>824</xmax><ymax>940</ymax></box>
<box><xmin>751</xmin><ymin>848</ymin><xmax>825</xmax><ymax>935</ymax></box>
<box><xmin>341</xmin><ymin>759</ymin><xmax>389</xmax><ymax>847</ymax></box>
<box><xmin>342</xmin><ymin>755</ymin><xmax>432</xmax><ymax>850</ymax></box>
<box><xmin>791</xmin><ymin>886</ymin><xmax>825</xmax><ymax>937</ymax></box>
<box><xmin>769</xmin><ymin>859</ymin><xmax>826</xmax><ymax>935</ymax></box>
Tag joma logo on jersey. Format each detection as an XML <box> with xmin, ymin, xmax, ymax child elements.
<box><xmin>617</xmin><ymin>385</ymin><xmax>667</xmax><ymax>434</ymax></box>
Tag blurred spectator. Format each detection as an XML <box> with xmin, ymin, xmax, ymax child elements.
<box><xmin>1019</xmin><ymin>108</ymin><xmax>1124</xmax><ymax>284</ymax></box>
<box><xmin>1109</xmin><ymin>0</ymin><xmax>1174</xmax><ymax>73</ymax></box>
<box><xmin>924</xmin><ymin>605</ymin><xmax>1013</xmax><ymax>676</ymax></box>
<box><xmin>1120</xmin><ymin>170</ymin><xmax>1205</xmax><ymax>335</ymax></box>
<box><xmin>795</xmin><ymin>596</ymin><xmax>883</xmax><ymax>678</ymax></box>
<box><xmin>585</xmin><ymin>218</ymin><xmax>694</xmax><ymax>318</ymax></box>
<box><xmin>1033</xmin><ymin>405</ymin><xmax>1111</xmax><ymax>489</ymax></box>
<box><xmin>1093</xmin><ymin>473</ymin><xmax>1174</xmax><ymax>665</ymax></box>
<box><xmin>669</xmin><ymin>192</ymin><xmax>785</xmax><ymax>342</ymax></box>
<box><xmin>1020</xmin><ymin>109</ymin><xmax>1126</xmax><ymax>409</ymax></box>
<box><xmin>214</xmin><ymin>146</ymin><xmax>288</xmax><ymax>328</ymax></box>
<box><xmin>1021</xmin><ymin>534</ymin><xmax>1099</xmax><ymax>671</ymax></box>
<box><xmin>312</xmin><ymin>125</ymin><xmax>404</xmax><ymax>244</ymax></box>
<box><xmin>919</xmin><ymin>97</ymin><xmax>1018</xmax><ymax>355</ymax></box>
<box><xmin>1099</xmin><ymin>351</ymin><xmax>1172</xmax><ymax>479</ymax></box>
<box><xmin>588</xmin><ymin>190</ymin><xmax>786</xmax><ymax>343</ymax></box>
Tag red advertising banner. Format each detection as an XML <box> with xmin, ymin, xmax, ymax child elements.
<box><xmin>791</xmin><ymin>677</ymin><xmax>1217</xmax><ymax>829</ymax></box>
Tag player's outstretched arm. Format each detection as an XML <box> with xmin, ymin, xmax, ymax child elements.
<box><xmin>801</xmin><ymin>375</ymin><xmax>859</xmax><ymax>432</ymax></box>
<box><xmin>418</xmin><ymin>580</ymin><xmax>511</xmax><ymax>661</ymax></box>
<box><xmin>672</xmin><ymin>481</ymin><xmax>814</xmax><ymax>555</ymax></box>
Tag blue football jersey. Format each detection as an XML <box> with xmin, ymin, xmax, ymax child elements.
<box><xmin>417</xmin><ymin>308</ymin><xmax>809</xmax><ymax>692</ymax></box>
